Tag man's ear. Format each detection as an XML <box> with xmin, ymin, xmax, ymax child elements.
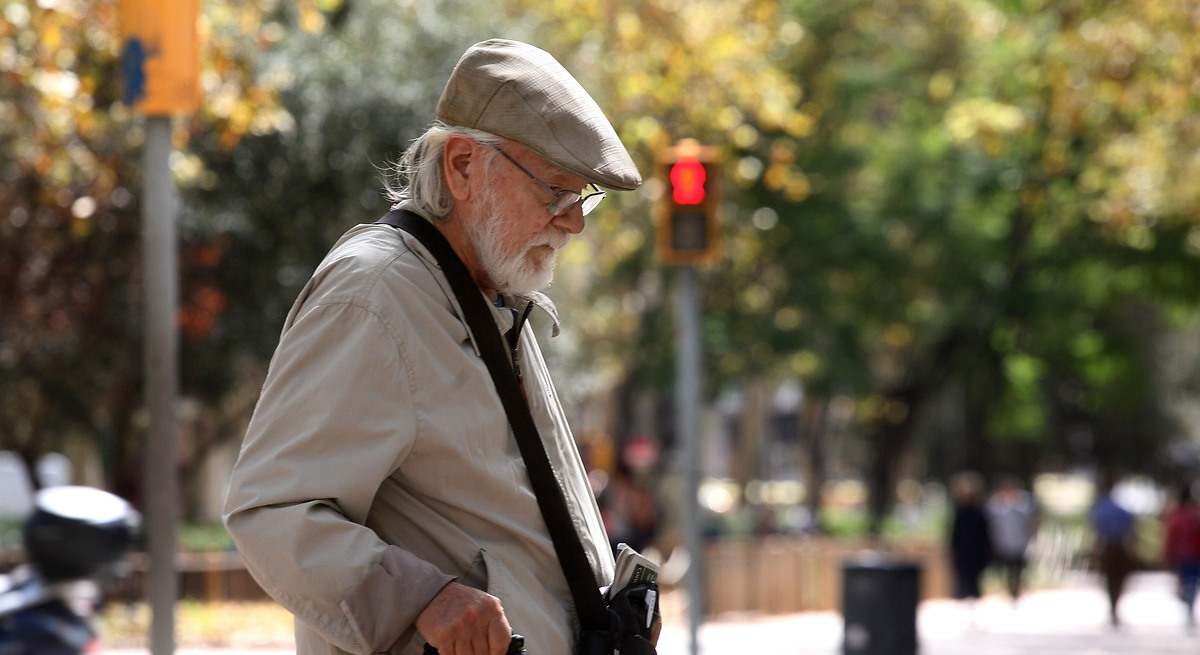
<box><xmin>443</xmin><ymin>135</ymin><xmax>477</xmax><ymax>203</ymax></box>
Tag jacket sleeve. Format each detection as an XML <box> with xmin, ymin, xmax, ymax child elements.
<box><xmin>223</xmin><ymin>299</ymin><xmax>454</xmax><ymax>654</ymax></box>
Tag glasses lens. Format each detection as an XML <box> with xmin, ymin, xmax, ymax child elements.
<box><xmin>580</xmin><ymin>190</ymin><xmax>606</xmax><ymax>216</ymax></box>
<box><xmin>550</xmin><ymin>191</ymin><xmax>582</xmax><ymax>216</ymax></box>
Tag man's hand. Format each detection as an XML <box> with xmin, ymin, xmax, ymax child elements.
<box><xmin>416</xmin><ymin>581</ymin><xmax>512</xmax><ymax>655</ymax></box>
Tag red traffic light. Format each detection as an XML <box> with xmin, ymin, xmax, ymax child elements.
<box><xmin>669</xmin><ymin>157</ymin><xmax>707</xmax><ymax>205</ymax></box>
<box><xmin>658</xmin><ymin>140</ymin><xmax>720</xmax><ymax>266</ymax></box>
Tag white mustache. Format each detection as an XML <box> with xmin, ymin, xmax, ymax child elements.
<box><xmin>528</xmin><ymin>230</ymin><xmax>570</xmax><ymax>251</ymax></box>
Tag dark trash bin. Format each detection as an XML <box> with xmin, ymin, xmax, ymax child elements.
<box><xmin>841</xmin><ymin>554</ymin><xmax>920</xmax><ymax>655</ymax></box>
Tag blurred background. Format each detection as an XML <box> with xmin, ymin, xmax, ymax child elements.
<box><xmin>3</xmin><ymin>0</ymin><xmax>1200</xmax><ymax>653</ymax></box>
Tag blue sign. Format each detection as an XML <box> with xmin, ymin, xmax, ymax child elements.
<box><xmin>120</xmin><ymin>37</ymin><xmax>147</xmax><ymax>107</ymax></box>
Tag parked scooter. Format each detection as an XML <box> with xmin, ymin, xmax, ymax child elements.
<box><xmin>0</xmin><ymin>486</ymin><xmax>139</xmax><ymax>654</ymax></box>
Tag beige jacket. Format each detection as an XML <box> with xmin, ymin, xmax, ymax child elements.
<box><xmin>223</xmin><ymin>209</ymin><xmax>614</xmax><ymax>655</ymax></box>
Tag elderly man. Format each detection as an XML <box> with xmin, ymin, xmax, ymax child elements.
<box><xmin>224</xmin><ymin>39</ymin><xmax>642</xmax><ymax>655</ymax></box>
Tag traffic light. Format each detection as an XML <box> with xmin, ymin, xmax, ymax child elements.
<box><xmin>119</xmin><ymin>0</ymin><xmax>201</xmax><ymax>116</ymax></box>
<box><xmin>657</xmin><ymin>139</ymin><xmax>720</xmax><ymax>266</ymax></box>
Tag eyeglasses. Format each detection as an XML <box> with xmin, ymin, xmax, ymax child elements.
<box><xmin>490</xmin><ymin>146</ymin><xmax>606</xmax><ymax>217</ymax></box>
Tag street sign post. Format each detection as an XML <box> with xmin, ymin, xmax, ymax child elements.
<box><xmin>675</xmin><ymin>265</ymin><xmax>703</xmax><ymax>655</ymax></box>
<box><xmin>119</xmin><ymin>3</ymin><xmax>199</xmax><ymax>654</ymax></box>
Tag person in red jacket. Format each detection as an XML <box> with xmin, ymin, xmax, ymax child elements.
<box><xmin>1163</xmin><ymin>482</ymin><xmax>1200</xmax><ymax>630</ymax></box>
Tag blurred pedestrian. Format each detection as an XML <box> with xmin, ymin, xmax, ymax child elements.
<box><xmin>224</xmin><ymin>39</ymin><xmax>645</xmax><ymax>655</ymax></box>
<box><xmin>949</xmin><ymin>472</ymin><xmax>992</xmax><ymax>608</ymax></box>
<box><xmin>1163</xmin><ymin>481</ymin><xmax>1200</xmax><ymax>630</ymax></box>
<box><xmin>986</xmin><ymin>475</ymin><xmax>1038</xmax><ymax>603</ymax></box>
<box><xmin>1090</xmin><ymin>474</ymin><xmax>1136</xmax><ymax>627</ymax></box>
<box><xmin>599</xmin><ymin>469</ymin><xmax>661</xmax><ymax>554</ymax></box>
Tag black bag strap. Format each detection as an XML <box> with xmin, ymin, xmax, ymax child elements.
<box><xmin>377</xmin><ymin>209</ymin><xmax>611</xmax><ymax>632</ymax></box>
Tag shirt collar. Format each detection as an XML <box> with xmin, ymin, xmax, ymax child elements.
<box><xmin>501</xmin><ymin>291</ymin><xmax>561</xmax><ymax>337</ymax></box>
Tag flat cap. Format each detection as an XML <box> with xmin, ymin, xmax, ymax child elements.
<box><xmin>436</xmin><ymin>39</ymin><xmax>642</xmax><ymax>191</ymax></box>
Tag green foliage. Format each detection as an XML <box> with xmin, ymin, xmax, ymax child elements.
<box><xmin>515</xmin><ymin>0</ymin><xmax>1200</xmax><ymax>528</ymax></box>
<box><xmin>818</xmin><ymin>506</ymin><xmax>947</xmax><ymax>542</ymax></box>
<box><xmin>568</xmin><ymin>0</ymin><xmax>1193</xmax><ymax>453</ymax></box>
<box><xmin>0</xmin><ymin>0</ymin><xmax>534</xmax><ymax>502</ymax></box>
<box><xmin>178</xmin><ymin>523</ymin><xmax>235</xmax><ymax>553</ymax></box>
<box><xmin>0</xmin><ymin>0</ymin><xmax>285</xmax><ymax>499</ymax></box>
<box><xmin>5</xmin><ymin>0</ymin><xmax>1200</xmax><ymax>522</ymax></box>
<box><xmin>988</xmin><ymin>354</ymin><xmax>1048</xmax><ymax>441</ymax></box>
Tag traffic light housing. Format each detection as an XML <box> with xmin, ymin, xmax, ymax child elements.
<box><xmin>657</xmin><ymin>140</ymin><xmax>720</xmax><ymax>266</ymax></box>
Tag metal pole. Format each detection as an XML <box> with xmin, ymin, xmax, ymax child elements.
<box><xmin>675</xmin><ymin>266</ymin><xmax>703</xmax><ymax>655</ymax></box>
<box><xmin>142</xmin><ymin>116</ymin><xmax>178</xmax><ymax>655</ymax></box>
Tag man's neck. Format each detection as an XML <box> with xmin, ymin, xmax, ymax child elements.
<box><xmin>435</xmin><ymin>210</ymin><xmax>499</xmax><ymax>301</ymax></box>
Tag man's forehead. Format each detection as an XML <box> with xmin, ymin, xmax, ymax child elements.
<box><xmin>499</xmin><ymin>139</ymin><xmax>589</xmax><ymax>189</ymax></box>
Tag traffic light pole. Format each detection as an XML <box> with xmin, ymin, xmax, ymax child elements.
<box><xmin>674</xmin><ymin>266</ymin><xmax>704</xmax><ymax>655</ymax></box>
<box><xmin>142</xmin><ymin>116</ymin><xmax>179</xmax><ymax>655</ymax></box>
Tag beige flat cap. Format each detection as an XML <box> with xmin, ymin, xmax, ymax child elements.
<box><xmin>436</xmin><ymin>39</ymin><xmax>642</xmax><ymax>191</ymax></box>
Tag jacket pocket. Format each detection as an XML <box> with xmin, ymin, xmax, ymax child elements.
<box><xmin>456</xmin><ymin>547</ymin><xmax>508</xmax><ymax>596</ymax></box>
<box><xmin>477</xmin><ymin>548</ymin><xmax>507</xmax><ymax>599</ymax></box>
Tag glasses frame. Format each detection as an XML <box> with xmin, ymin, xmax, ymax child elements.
<box><xmin>490</xmin><ymin>146</ymin><xmax>606</xmax><ymax>217</ymax></box>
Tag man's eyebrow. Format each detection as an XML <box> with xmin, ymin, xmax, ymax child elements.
<box><xmin>545</xmin><ymin>170</ymin><xmax>585</xmax><ymax>191</ymax></box>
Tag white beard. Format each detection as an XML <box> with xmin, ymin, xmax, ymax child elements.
<box><xmin>467</xmin><ymin>186</ymin><xmax>569</xmax><ymax>295</ymax></box>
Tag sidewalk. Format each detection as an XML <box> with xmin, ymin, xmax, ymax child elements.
<box><xmin>657</xmin><ymin>572</ymin><xmax>1196</xmax><ymax>655</ymax></box>
<box><xmin>108</xmin><ymin>573</ymin><xmax>1197</xmax><ymax>655</ymax></box>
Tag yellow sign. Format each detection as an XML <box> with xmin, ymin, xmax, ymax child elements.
<box><xmin>119</xmin><ymin>0</ymin><xmax>201</xmax><ymax>116</ymax></box>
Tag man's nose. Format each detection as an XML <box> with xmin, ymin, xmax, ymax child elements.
<box><xmin>552</xmin><ymin>206</ymin><xmax>585</xmax><ymax>235</ymax></box>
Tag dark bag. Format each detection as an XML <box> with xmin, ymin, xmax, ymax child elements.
<box><xmin>378</xmin><ymin>210</ymin><xmax>658</xmax><ymax>655</ymax></box>
<box><xmin>603</xmin><ymin>583</ymin><xmax>658</xmax><ymax>655</ymax></box>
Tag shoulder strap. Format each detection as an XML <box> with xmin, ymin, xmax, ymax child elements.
<box><xmin>376</xmin><ymin>209</ymin><xmax>611</xmax><ymax>632</ymax></box>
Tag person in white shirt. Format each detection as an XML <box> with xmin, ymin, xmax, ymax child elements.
<box><xmin>986</xmin><ymin>476</ymin><xmax>1038</xmax><ymax>602</ymax></box>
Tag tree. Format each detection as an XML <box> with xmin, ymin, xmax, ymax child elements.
<box><xmin>513</xmin><ymin>0</ymin><xmax>816</xmax><ymax>484</ymax></box>
<box><xmin>522</xmin><ymin>0</ymin><xmax>1200</xmax><ymax>532</ymax></box>
<box><xmin>755</xmin><ymin>0</ymin><xmax>1200</xmax><ymax>529</ymax></box>
<box><xmin>1</xmin><ymin>0</ymin><xmax>301</xmax><ymax>501</ymax></box>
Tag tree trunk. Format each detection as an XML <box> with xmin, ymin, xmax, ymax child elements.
<box><xmin>866</xmin><ymin>423</ymin><xmax>906</xmax><ymax>537</ymax></box>
<box><xmin>803</xmin><ymin>399</ymin><xmax>829</xmax><ymax>533</ymax></box>
<box><xmin>733</xmin><ymin>379</ymin><xmax>770</xmax><ymax>491</ymax></box>
<box><xmin>866</xmin><ymin>329</ymin><xmax>968</xmax><ymax>536</ymax></box>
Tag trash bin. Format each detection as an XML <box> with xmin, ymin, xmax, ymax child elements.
<box><xmin>841</xmin><ymin>554</ymin><xmax>920</xmax><ymax>655</ymax></box>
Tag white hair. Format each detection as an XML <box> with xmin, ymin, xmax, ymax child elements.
<box><xmin>384</xmin><ymin>121</ymin><xmax>504</xmax><ymax>220</ymax></box>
